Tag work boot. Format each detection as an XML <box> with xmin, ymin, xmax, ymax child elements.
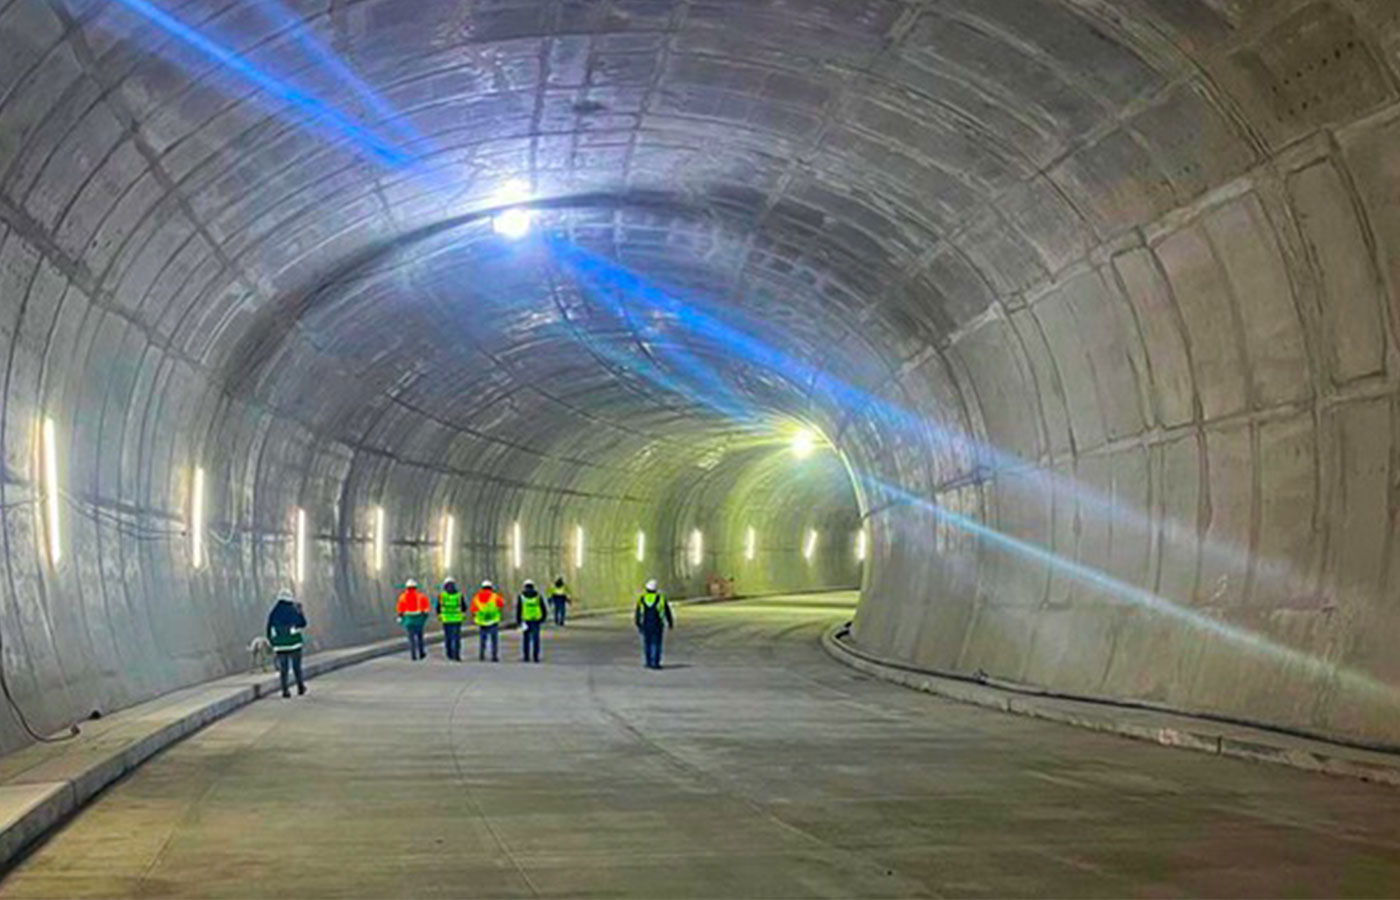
<box><xmin>297</xmin><ymin>685</ymin><xmax>306</xmax><ymax>696</ymax></box>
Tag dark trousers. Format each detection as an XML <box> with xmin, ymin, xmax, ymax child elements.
<box><xmin>641</xmin><ymin>629</ymin><xmax>664</xmax><ymax>669</ymax></box>
<box><xmin>552</xmin><ymin>600</ymin><xmax>567</xmax><ymax>626</ymax></box>
<box><xmin>522</xmin><ymin>621</ymin><xmax>542</xmax><ymax>662</ymax></box>
<box><xmin>478</xmin><ymin>624</ymin><xmax>499</xmax><ymax>661</ymax></box>
<box><xmin>276</xmin><ymin>649</ymin><xmax>304</xmax><ymax>695</ymax></box>
<box><xmin>443</xmin><ymin>623</ymin><xmax>462</xmax><ymax>660</ymax></box>
<box><xmin>406</xmin><ymin>623</ymin><xmax>426</xmax><ymax>660</ymax></box>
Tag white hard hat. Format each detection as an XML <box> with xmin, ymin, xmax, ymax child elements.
<box><xmin>276</xmin><ymin>588</ymin><xmax>295</xmax><ymax>602</ymax></box>
<box><xmin>523</xmin><ymin>579</ymin><xmax>535</xmax><ymax>589</ymax></box>
<box><xmin>405</xmin><ymin>578</ymin><xmax>418</xmax><ymax>588</ymax></box>
<box><xmin>645</xmin><ymin>579</ymin><xmax>658</xmax><ymax>591</ymax></box>
<box><xmin>443</xmin><ymin>576</ymin><xmax>455</xmax><ymax>584</ymax></box>
<box><xmin>481</xmin><ymin>579</ymin><xmax>493</xmax><ymax>589</ymax></box>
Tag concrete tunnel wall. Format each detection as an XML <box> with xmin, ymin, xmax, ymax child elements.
<box><xmin>5</xmin><ymin>0</ymin><xmax>1400</xmax><ymax>755</ymax></box>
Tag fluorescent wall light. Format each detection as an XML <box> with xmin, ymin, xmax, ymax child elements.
<box><xmin>689</xmin><ymin>528</ymin><xmax>703</xmax><ymax>568</ymax></box>
<box><xmin>442</xmin><ymin>513</ymin><xmax>455</xmax><ymax>572</ymax></box>
<box><xmin>294</xmin><ymin>507</ymin><xmax>307</xmax><ymax>584</ymax></box>
<box><xmin>512</xmin><ymin>520</ymin><xmax>522</xmax><ymax>570</ymax></box>
<box><xmin>856</xmin><ymin>527</ymin><xmax>867</xmax><ymax>562</ymax></box>
<box><xmin>803</xmin><ymin>528</ymin><xmax>818</xmax><ymax>561</ymax></box>
<box><xmin>191</xmin><ymin>466</ymin><xmax>205</xmax><ymax>569</ymax></box>
<box><xmin>636</xmin><ymin>529</ymin><xmax>646</xmax><ymax>562</ymax></box>
<box><xmin>372</xmin><ymin>505</ymin><xmax>385</xmax><ymax>573</ymax></box>
<box><xmin>744</xmin><ymin>526</ymin><xmax>756</xmax><ymax>562</ymax></box>
<box><xmin>41</xmin><ymin>417</ymin><xmax>61</xmax><ymax>565</ymax></box>
<box><xmin>574</xmin><ymin>524</ymin><xmax>584</xmax><ymax>569</ymax></box>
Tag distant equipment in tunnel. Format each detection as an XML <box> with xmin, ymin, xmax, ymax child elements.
<box><xmin>40</xmin><ymin>417</ymin><xmax>61</xmax><ymax>565</ymax></box>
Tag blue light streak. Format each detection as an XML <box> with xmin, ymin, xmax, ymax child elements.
<box><xmin>109</xmin><ymin>0</ymin><xmax>415</xmax><ymax>167</ymax></box>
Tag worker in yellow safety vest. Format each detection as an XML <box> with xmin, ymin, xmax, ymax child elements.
<box><xmin>437</xmin><ymin>578</ymin><xmax>466</xmax><ymax>661</ymax></box>
<box><xmin>635</xmin><ymin>578</ymin><xmax>674</xmax><ymax>670</ymax></box>
<box><xmin>517</xmin><ymin>580</ymin><xmax>547</xmax><ymax>663</ymax></box>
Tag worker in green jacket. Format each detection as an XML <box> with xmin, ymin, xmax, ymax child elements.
<box><xmin>266</xmin><ymin>589</ymin><xmax>308</xmax><ymax>697</ymax></box>
<box><xmin>437</xmin><ymin>578</ymin><xmax>465</xmax><ymax>661</ymax></box>
<box><xmin>517</xmin><ymin>580</ymin><xmax>547</xmax><ymax>663</ymax></box>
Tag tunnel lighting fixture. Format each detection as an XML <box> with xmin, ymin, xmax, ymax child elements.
<box><xmin>442</xmin><ymin>513</ymin><xmax>456</xmax><ymax>572</ymax></box>
<box><xmin>294</xmin><ymin>507</ymin><xmax>307</xmax><ymax>584</ymax></box>
<box><xmin>512</xmin><ymin>520</ymin><xmax>523</xmax><ymax>570</ymax></box>
<box><xmin>856</xmin><ymin>527</ymin><xmax>867</xmax><ymax>563</ymax></box>
<box><xmin>636</xmin><ymin>529</ymin><xmax>646</xmax><ymax>562</ymax></box>
<box><xmin>745</xmin><ymin>526</ymin><xmax>756</xmax><ymax>562</ymax></box>
<box><xmin>804</xmin><ymin>529</ymin><xmax>819</xmax><ymax>561</ymax></box>
<box><xmin>191</xmin><ymin>467</ymin><xmax>205</xmax><ymax>569</ymax></box>
<box><xmin>41</xmin><ymin>417</ymin><xmax>61</xmax><ymax>565</ymax></box>
<box><xmin>792</xmin><ymin>429</ymin><xmax>816</xmax><ymax>459</ymax></box>
<box><xmin>574</xmin><ymin>524</ymin><xmax>585</xmax><ymax>569</ymax></box>
<box><xmin>372</xmin><ymin>505</ymin><xmax>385</xmax><ymax>573</ymax></box>
<box><xmin>689</xmin><ymin>528</ymin><xmax>704</xmax><ymax>568</ymax></box>
<box><xmin>492</xmin><ymin>178</ymin><xmax>534</xmax><ymax>239</ymax></box>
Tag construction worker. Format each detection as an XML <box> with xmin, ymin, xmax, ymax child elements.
<box><xmin>437</xmin><ymin>578</ymin><xmax>465</xmax><ymax>661</ymax></box>
<box><xmin>548</xmin><ymin>576</ymin><xmax>570</xmax><ymax>626</ymax></box>
<box><xmin>635</xmin><ymin>578</ymin><xmax>674</xmax><ymax>670</ymax></box>
<box><xmin>470</xmin><ymin>580</ymin><xmax>504</xmax><ymax>662</ymax></box>
<box><xmin>396</xmin><ymin>578</ymin><xmax>431</xmax><ymax>661</ymax></box>
<box><xmin>517</xmin><ymin>580</ymin><xmax>547</xmax><ymax>663</ymax></box>
<box><xmin>266</xmin><ymin>589</ymin><xmax>308</xmax><ymax>697</ymax></box>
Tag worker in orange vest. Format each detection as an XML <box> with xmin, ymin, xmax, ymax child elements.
<box><xmin>469</xmin><ymin>580</ymin><xmax>504</xmax><ymax>662</ymax></box>
<box><xmin>396</xmin><ymin>578</ymin><xmax>431</xmax><ymax>661</ymax></box>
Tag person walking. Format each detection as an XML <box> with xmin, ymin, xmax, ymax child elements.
<box><xmin>437</xmin><ymin>577</ymin><xmax>466</xmax><ymax>661</ymax></box>
<box><xmin>397</xmin><ymin>579</ymin><xmax>431</xmax><ymax>661</ymax></box>
<box><xmin>548</xmin><ymin>576</ymin><xmax>570</xmax><ymax>626</ymax></box>
<box><xmin>517</xmin><ymin>580</ymin><xmax>547</xmax><ymax>663</ymax></box>
<box><xmin>635</xmin><ymin>578</ymin><xmax>674</xmax><ymax>670</ymax></box>
<box><xmin>470</xmin><ymin>580</ymin><xmax>504</xmax><ymax>662</ymax></box>
<box><xmin>266</xmin><ymin>589</ymin><xmax>308</xmax><ymax>697</ymax></box>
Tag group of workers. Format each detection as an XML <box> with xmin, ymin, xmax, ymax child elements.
<box><xmin>393</xmin><ymin>576</ymin><xmax>674</xmax><ymax>668</ymax></box>
<box><xmin>265</xmin><ymin>576</ymin><xmax>674</xmax><ymax>699</ymax></box>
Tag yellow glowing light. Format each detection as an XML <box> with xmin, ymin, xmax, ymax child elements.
<box><xmin>372</xmin><ymin>505</ymin><xmax>385</xmax><ymax>573</ymax></box>
<box><xmin>294</xmin><ymin>507</ymin><xmax>307</xmax><ymax>584</ymax></box>
<box><xmin>792</xmin><ymin>429</ymin><xmax>815</xmax><ymax>459</ymax></box>
<box><xmin>191</xmin><ymin>466</ymin><xmax>205</xmax><ymax>569</ymax></box>
<box><xmin>41</xmin><ymin>417</ymin><xmax>61</xmax><ymax>565</ymax></box>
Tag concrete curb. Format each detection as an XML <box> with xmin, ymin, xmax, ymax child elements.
<box><xmin>821</xmin><ymin>622</ymin><xmax>1400</xmax><ymax>788</ymax></box>
<box><xmin>0</xmin><ymin>627</ymin><xmax>459</xmax><ymax>874</ymax></box>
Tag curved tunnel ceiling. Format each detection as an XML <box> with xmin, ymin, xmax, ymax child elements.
<box><xmin>6</xmin><ymin>0</ymin><xmax>1400</xmax><ymax>751</ymax></box>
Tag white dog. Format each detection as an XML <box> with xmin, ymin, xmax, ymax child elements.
<box><xmin>248</xmin><ymin>635</ymin><xmax>275</xmax><ymax>672</ymax></box>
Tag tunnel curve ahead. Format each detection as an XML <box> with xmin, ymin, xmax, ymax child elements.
<box><xmin>4</xmin><ymin>0</ymin><xmax>1400</xmax><ymax>764</ymax></box>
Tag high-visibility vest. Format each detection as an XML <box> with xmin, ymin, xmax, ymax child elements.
<box><xmin>472</xmin><ymin>591</ymin><xmax>502</xmax><ymax>626</ymax></box>
<box><xmin>439</xmin><ymin>591</ymin><xmax>465</xmax><ymax>624</ymax></box>
<box><xmin>639</xmin><ymin>592</ymin><xmax>666</xmax><ymax>610</ymax></box>
<box><xmin>520</xmin><ymin>593</ymin><xmax>546</xmax><ymax>622</ymax></box>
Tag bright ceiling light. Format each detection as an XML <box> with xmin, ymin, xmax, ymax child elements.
<box><xmin>491</xmin><ymin>178</ymin><xmax>534</xmax><ymax>239</ymax></box>
<box><xmin>792</xmin><ymin>429</ymin><xmax>816</xmax><ymax>459</ymax></box>
<box><xmin>493</xmin><ymin>206</ymin><xmax>533</xmax><ymax>239</ymax></box>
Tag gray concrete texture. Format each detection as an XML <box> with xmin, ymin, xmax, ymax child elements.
<box><xmin>7</xmin><ymin>595</ymin><xmax>1400</xmax><ymax>899</ymax></box>
<box><xmin>2</xmin><ymin>0</ymin><xmax>1400</xmax><ymax>757</ymax></box>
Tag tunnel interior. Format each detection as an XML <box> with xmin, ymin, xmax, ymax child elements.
<box><xmin>5</xmin><ymin>0</ymin><xmax>1400</xmax><ymax>757</ymax></box>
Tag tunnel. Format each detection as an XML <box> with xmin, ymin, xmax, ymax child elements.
<box><xmin>4</xmin><ymin>0</ymin><xmax>1400</xmax><ymax>896</ymax></box>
